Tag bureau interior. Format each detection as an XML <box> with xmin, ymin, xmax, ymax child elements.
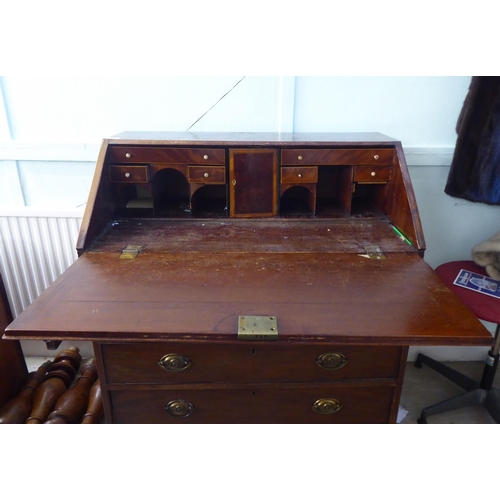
<box><xmin>106</xmin><ymin>151</ymin><xmax>393</xmax><ymax>220</ymax></box>
<box><xmin>79</xmin><ymin>138</ymin><xmax>423</xmax><ymax>256</ymax></box>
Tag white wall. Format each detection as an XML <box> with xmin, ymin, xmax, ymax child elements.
<box><xmin>1</xmin><ymin>76</ymin><xmax>498</xmax><ymax>360</ymax></box>
<box><xmin>294</xmin><ymin>76</ymin><xmax>471</xmax><ymax>146</ymax></box>
<box><xmin>1</xmin><ymin>76</ymin><xmax>283</xmax><ymax>141</ymax></box>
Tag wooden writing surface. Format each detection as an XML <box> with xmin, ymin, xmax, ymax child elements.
<box><xmin>6</xmin><ymin>232</ymin><xmax>491</xmax><ymax>346</ymax></box>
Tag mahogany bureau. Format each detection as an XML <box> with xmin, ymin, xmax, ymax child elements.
<box><xmin>4</xmin><ymin>132</ymin><xmax>493</xmax><ymax>424</ymax></box>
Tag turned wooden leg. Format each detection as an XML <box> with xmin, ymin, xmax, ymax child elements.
<box><xmin>81</xmin><ymin>380</ymin><xmax>103</xmax><ymax>424</ymax></box>
<box><xmin>0</xmin><ymin>360</ymin><xmax>52</xmax><ymax>424</ymax></box>
<box><xmin>45</xmin><ymin>359</ymin><xmax>98</xmax><ymax>424</ymax></box>
<box><xmin>26</xmin><ymin>347</ymin><xmax>82</xmax><ymax>424</ymax></box>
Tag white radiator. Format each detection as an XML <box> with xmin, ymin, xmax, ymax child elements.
<box><xmin>0</xmin><ymin>209</ymin><xmax>83</xmax><ymax>318</ymax></box>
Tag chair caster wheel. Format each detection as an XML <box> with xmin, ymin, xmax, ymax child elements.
<box><xmin>417</xmin><ymin>417</ymin><xmax>427</xmax><ymax>424</ymax></box>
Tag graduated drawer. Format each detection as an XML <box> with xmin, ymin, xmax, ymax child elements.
<box><xmin>281</xmin><ymin>148</ymin><xmax>394</xmax><ymax>166</ymax></box>
<box><xmin>281</xmin><ymin>166</ymin><xmax>318</xmax><ymax>184</ymax></box>
<box><xmin>109</xmin><ymin>165</ymin><xmax>149</xmax><ymax>183</ymax></box>
<box><xmin>188</xmin><ymin>166</ymin><xmax>226</xmax><ymax>184</ymax></box>
<box><xmin>353</xmin><ymin>166</ymin><xmax>392</xmax><ymax>183</ymax></box>
<box><xmin>100</xmin><ymin>342</ymin><xmax>403</xmax><ymax>385</ymax></box>
<box><xmin>110</xmin><ymin>383</ymin><xmax>396</xmax><ymax>424</ymax></box>
<box><xmin>107</xmin><ymin>146</ymin><xmax>226</xmax><ymax>165</ymax></box>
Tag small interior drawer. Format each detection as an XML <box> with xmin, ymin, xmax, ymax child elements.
<box><xmin>281</xmin><ymin>166</ymin><xmax>318</xmax><ymax>184</ymax></box>
<box><xmin>108</xmin><ymin>146</ymin><xmax>226</xmax><ymax>165</ymax></box>
<box><xmin>281</xmin><ymin>148</ymin><xmax>394</xmax><ymax>166</ymax></box>
<box><xmin>354</xmin><ymin>166</ymin><xmax>392</xmax><ymax>183</ymax></box>
<box><xmin>188</xmin><ymin>166</ymin><xmax>226</xmax><ymax>184</ymax></box>
<box><xmin>109</xmin><ymin>165</ymin><xmax>149</xmax><ymax>183</ymax></box>
<box><xmin>100</xmin><ymin>342</ymin><xmax>402</xmax><ymax>385</ymax></box>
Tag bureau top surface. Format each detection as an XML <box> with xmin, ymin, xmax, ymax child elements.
<box><xmin>108</xmin><ymin>131</ymin><xmax>398</xmax><ymax>146</ymax></box>
<box><xmin>5</xmin><ymin>220</ymin><xmax>492</xmax><ymax>347</ymax></box>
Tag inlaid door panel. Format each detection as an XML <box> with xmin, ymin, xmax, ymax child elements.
<box><xmin>229</xmin><ymin>149</ymin><xmax>278</xmax><ymax>217</ymax></box>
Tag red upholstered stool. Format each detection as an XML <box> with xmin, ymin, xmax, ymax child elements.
<box><xmin>415</xmin><ymin>260</ymin><xmax>500</xmax><ymax>423</ymax></box>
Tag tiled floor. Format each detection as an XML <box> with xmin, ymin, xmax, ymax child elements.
<box><xmin>24</xmin><ymin>357</ymin><xmax>500</xmax><ymax>424</ymax></box>
<box><xmin>399</xmin><ymin>360</ymin><xmax>499</xmax><ymax>424</ymax></box>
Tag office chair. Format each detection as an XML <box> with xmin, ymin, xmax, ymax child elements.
<box><xmin>414</xmin><ymin>260</ymin><xmax>500</xmax><ymax>424</ymax></box>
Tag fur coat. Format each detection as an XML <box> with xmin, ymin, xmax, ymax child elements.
<box><xmin>472</xmin><ymin>231</ymin><xmax>500</xmax><ymax>279</ymax></box>
<box><xmin>445</xmin><ymin>77</ymin><xmax>500</xmax><ymax>205</ymax></box>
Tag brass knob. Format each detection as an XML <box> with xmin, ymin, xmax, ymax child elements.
<box><xmin>374</xmin><ymin>154</ymin><xmax>379</xmax><ymax>160</ymax></box>
<box><xmin>298</xmin><ymin>174</ymin><xmax>302</xmax><ymax>177</ymax></box>
<box><xmin>124</xmin><ymin>172</ymin><xmax>131</xmax><ymax>178</ymax></box>
<box><xmin>204</xmin><ymin>172</ymin><xmax>209</xmax><ymax>178</ymax></box>
<box><xmin>203</xmin><ymin>154</ymin><xmax>209</xmax><ymax>160</ymax></box>
<box><xmin>165</xmin><ymin>400</ymin><xmax>194</xmax><ymax>417</ymax></box>
<box><xmin>316</xmin><ymin>352</ymin><xmax>348</xmax><ymax>370</ymax></box>
<box><xmin>297</xmin><ymin>155</ymin><xmax>303</xmax><ymax>160</ymax></box>
<box><xmin>125</xmin><ymin>153</ymin><xmax>131</xmax><ymax>158</ymax></box>
<box><xmin>158</xmin><ymin>353</ymin><xmax>191</xmax><ymax>372</ymax></box>
<box><xmin>312</xmin><ymin>398</ymin><xmax>342</xmax><ymax>415</ymax></box>
<box><xmin>371</xmin><ymin>171</ymin><xmax>376</xmax><ymax>177</ymax></box>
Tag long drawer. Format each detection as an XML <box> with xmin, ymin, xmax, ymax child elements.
<box><xmin>100</xmin><ymin>342</ymin><xmax>402</xmax><ymax>384</ymax></box>
<box><xmin>110</xmin><ymin>383</ymin><xmax>396</xmax><ymax>424</ymax></box>
<box><xmin>107</xmin><ymin>146</ymin><xmax>226</xmax><ymax>165</ymax></box>
<box><xmin>281</xmin><ymin>148</ymin><xmax>394</xmax><ymax>166</ymax></box>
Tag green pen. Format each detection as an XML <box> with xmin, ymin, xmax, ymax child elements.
<box><xmin>391</xmin><ymin>225</ymin><xmax>412</xmax><ymax>245</ymax></box>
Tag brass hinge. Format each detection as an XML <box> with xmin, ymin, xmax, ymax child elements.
<box><xmin>119</xmin><ymin>245</ymin><xmax>143</xmax><ymax>259</ymax></box>
<box><xmin>359</xmin><ymin>245</ymin><xmax>386</xmax><ymax>260</ymax></box>
<box><xmin>237</xmin><ymin>315</ymin><xmax>278</xmax><ymax>340</ymax></box>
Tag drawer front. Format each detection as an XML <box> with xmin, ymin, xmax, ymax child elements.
<box><xmin>109</xmin><ymin>165</ymin><xmax>149</xmax><ymax>183</ymax></box>
<box><xmin>281</xmin><ymin>148</ymin><xmax>394</xmax><ymax>166</ymax></box>
<box><xmin>354</xmin><ymin>166</ymin><xmax>392</xmax><ymax>183</ymax></box>
<box><xmin>110</xmin><ymin>383</ymin><xmax>395</xmax><ymax>424</ymax></box>
<box><xmin>108</xmin><ymin>146</ymin><xmax>226</xmax><ymax>165</ymax></box>
<box><xmin>281</xmin><ymin>166</ymin><xmax>318</xmax><ymax>184</ymax></box>
<box><xmin>188</xmin><ymin>166</ymin><xmax>226</xmax><ymax>184</ymax></box>
<box><xmin>100</xmin><ymin>342</ymin><xmax>402</xmax><ymax>385</ymax></box>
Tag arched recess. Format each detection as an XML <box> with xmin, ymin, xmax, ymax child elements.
<box><xmin>190</xmin><ymin>185</ymin><xmax>227</xmax><ymax>217</ymax></box>
<box><xmin>152</xmin><ymin>168</ymin><xmax>190</xmax><ymax>217</ymax></box>
<box><xmin>279</xmin><ymin>185</ymin><xmax>316</xmax><ymax>216</ymax></box>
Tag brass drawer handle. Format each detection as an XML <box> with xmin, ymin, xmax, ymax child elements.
<box><xmin>316</xmin><ymin>352</ymin><xmax>348</xmax><ymax>370</ymax></box>
<box><xmin>165</xmin><ymin>400</ymin><xmax>194</xmax><ymax>417</ymax></box>
<box><xmin>158</xmin><ymin>353</ymin><xmax>191</xmax><ymax>372</ymax></box>
<box><xmin>312</xmin><ymin>398</ymin><xmax>342</xmax><ymax>415</ymax></box>
<box><xmin>125</xmin><ymin>152</ymin><xmax>132</xmax><ymax>158</ymax></box>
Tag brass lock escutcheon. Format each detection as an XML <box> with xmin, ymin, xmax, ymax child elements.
<box><xmin>316</xmin><ymin>352</ymin><xmax>348</xmax><ymax>371</ymax></box>
<box><xmin>312</xmin><ymin>398</ymin><xmax>342</xmax><ymax>415</ymax></box>
<box><xmin>165</xmin><ymin>400</ymin><xmax>194</xmax><ymax>418</ymax></box>
<box><xmin>158</xmin><ymin>353</ymin><xmax>191</xmax><ymax>372</ymax></box>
